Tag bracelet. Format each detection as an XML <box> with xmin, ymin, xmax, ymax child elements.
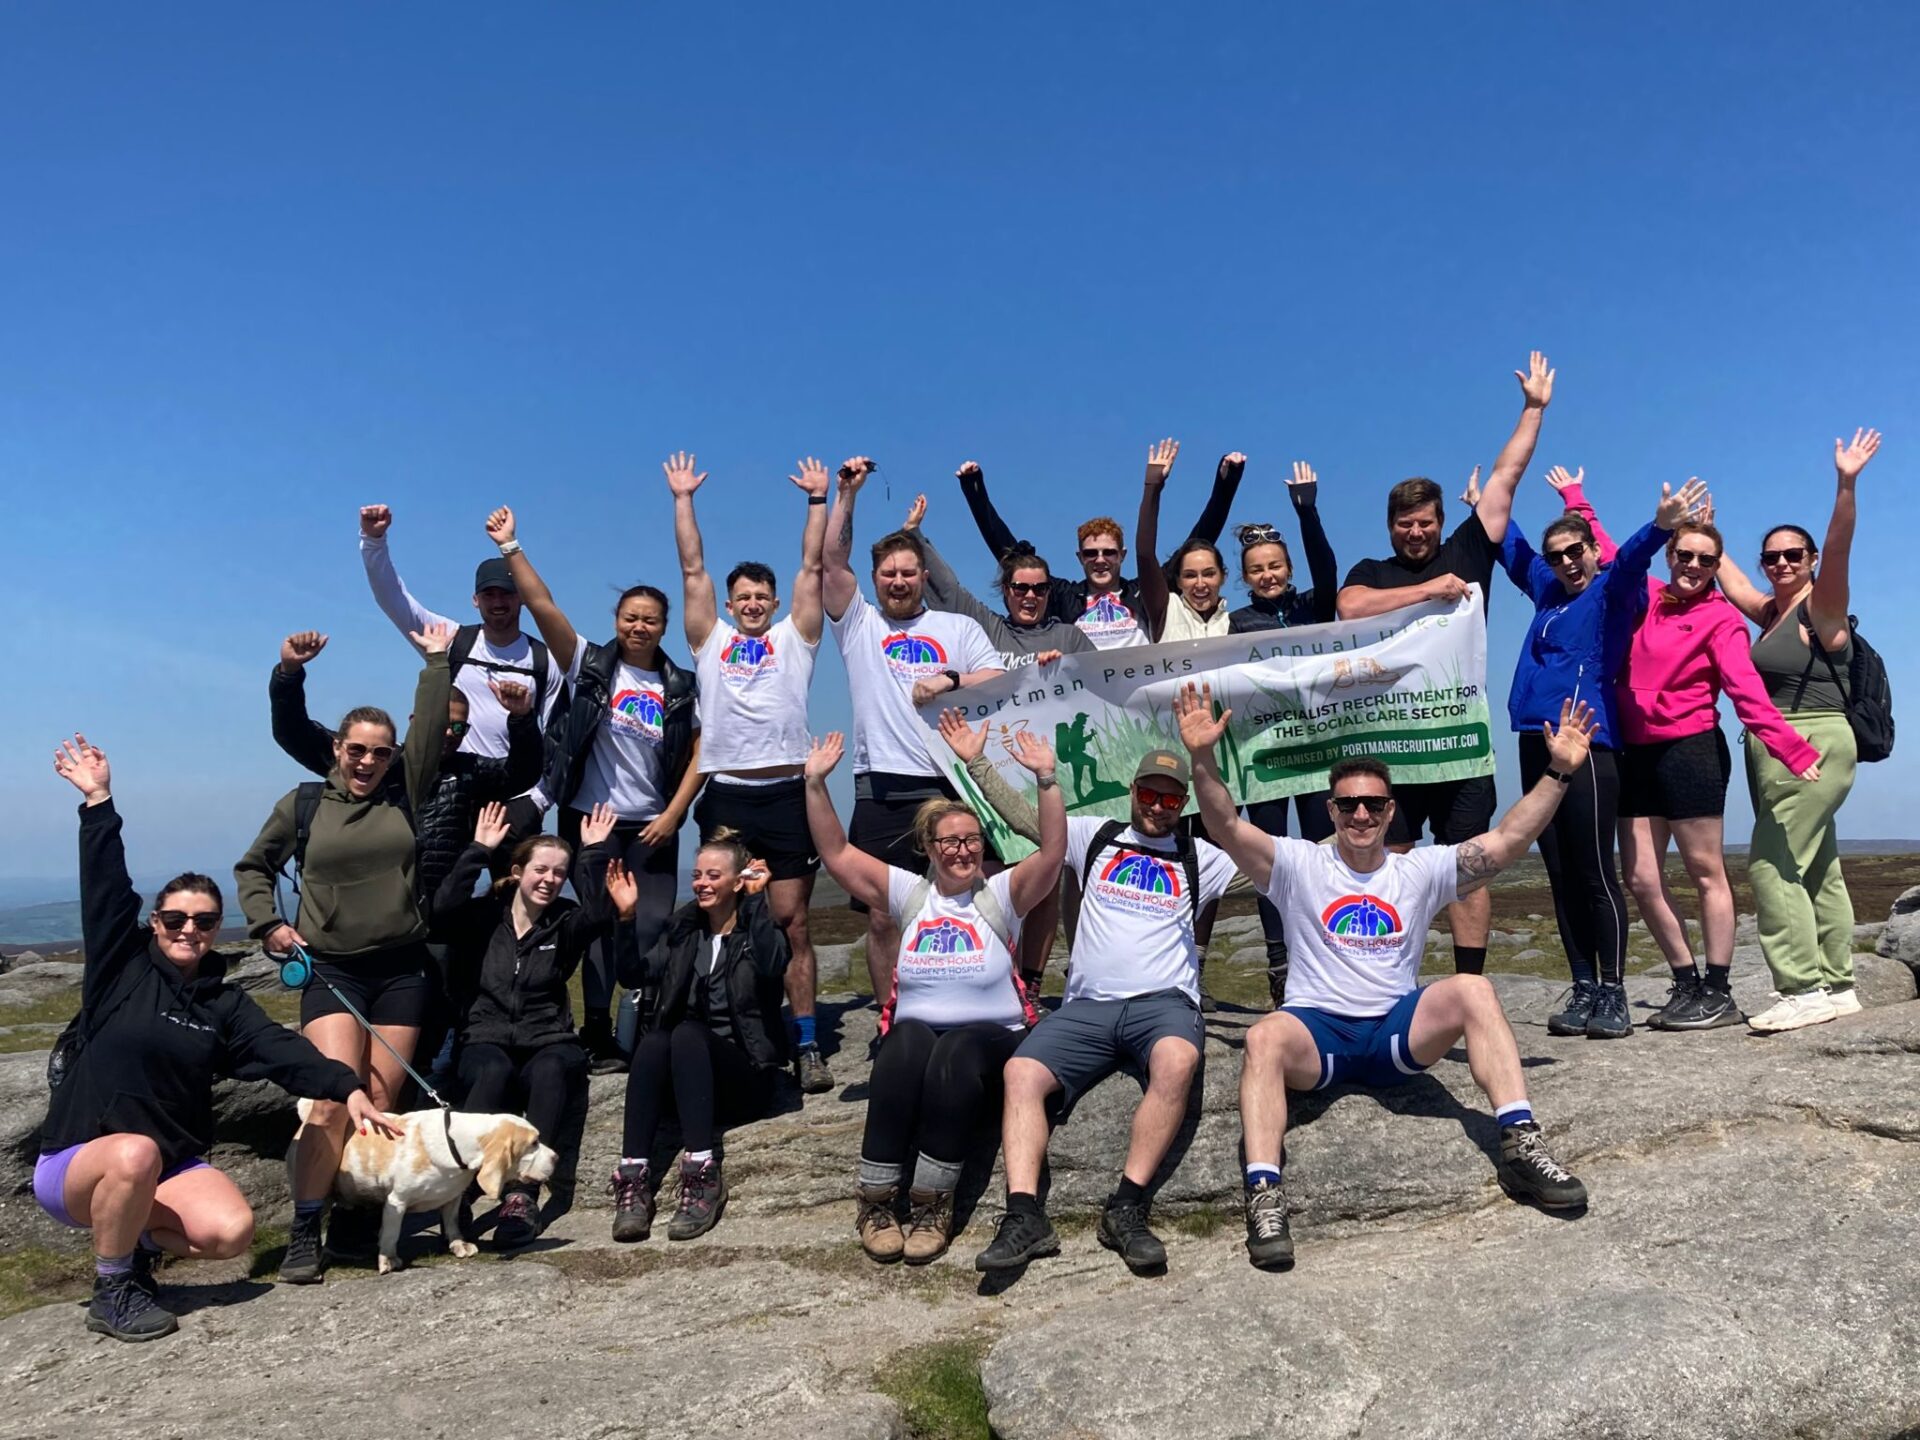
<box><xmin>1036</xmin><ymin>771</ymin><xmax>1059</xmax><ymax>791</ymax></box>
<box><xmin>807</xmin><ymin>495</ymin><xmax>827</xmax><ymax>506</ymax></box>
<box><xmin>496</xmin><ymin>539</ymin><xmax>523</xmax><ymax>557</ymax></box>
<box><xmin>1544</xmin><ymin>767</ymin><xmax>1574</xmax><ymax>785</ymax></box>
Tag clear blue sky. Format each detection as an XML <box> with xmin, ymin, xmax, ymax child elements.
<box><xmin>4</xmin><ymin>3</ymin><xmax>1916</xmax><ymax>887</ymax></box>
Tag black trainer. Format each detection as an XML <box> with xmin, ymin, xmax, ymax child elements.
<box><xmin>1547</xmin><ymin>981</ymin><xmax>1600</xmax><ymax>1036</ymax></box>
<box><xmin>973</xmin><ymin>1206</ymin><xmax>1061</xmax><ymax>1272</ymax></box>
<box><xmin>85</xmin><ymin>1273</ymin><xmax>178</xmax><ymax>1343</ymax></box>
<box><xmin>1585</xmin><ymin>983</ymin><xmax>1633</xmax><ymax>1040</ymax></box>
<box><xmin>279</xmin><ymin>1209</ymin><xmax>326</xmax><ymax>1284</ymax></box>
<box><xmin>1496</xmin><ymin>1122</ymin><xmax>1588</xmax><ymax>1208</ymax></box>
<box><xmin>1243</xmin><ymin>1177</ymin><xmax>1295</xmax><ymax>1271</ymax></box>
<box><xmin>794</xmin><ymin>1044</ymin><xmax>835</xmax><ymax>1095</ymax></box>
<box><xmin>1648</xmin><ymin>972</ymin><xmax>1702</xmax><ymax>1030</ymax></box>
<box><xmin>1096</xmin><ymin>1195</ymin><xmax>1168</xmax><ymax>1273</ymax></box>
<box><xmin>1664</xmin><ymin>984</ymin><xmax>1745</xmax><ymax>1031</ymax></box>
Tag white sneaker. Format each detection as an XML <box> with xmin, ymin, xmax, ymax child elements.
<box><xmin>1827</xmin><ymin>987</ymin><xmax>1863</xmax><ymax>1017</ymax></box>
<box><xmin>1747</xmin><ymin>990</ymin><xmax>1838</xmax><ymax>1033</ymax></box>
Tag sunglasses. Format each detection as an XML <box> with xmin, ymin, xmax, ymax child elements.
<box><xmin>447</xmin><ymin>720</ymin><xmax>470</xmax><ymax>738</ymax></box>
<box><xmin>1331</xmin><ymin>794</ymin><xmax>1393</xmax><ymax>817</ymax></box>
<box><xmin>1079</xmin><ymin>547</ymin><xmax>1121</xmax><ymax>560</ymax></box>
<box><xmin>1004</xmin><ymin>580</ymin><xmax>1049</xmax><ymax>596</ymax></box>
<box><xmin>1133</xmin><ymin>786</ymin><xmax>1186</xmax><ymax>812</ymax></box>
<box><xmin>342</xmin><ymin>742</ymin><xmax>396</xmax><ymax>763</ymax></box>
<box><xmin>155</xmin><ymin>909</ymin><xmax>221</xmax><ymax>934</ymax></box>
<box><xmin>1544</xmin><ymin>542</ymin><xmax>1590</xmax><ymax>567</ymax></box>
<box><xmin>1760</xmin><ymin>547</ymin><xmax>1809</xmax><ymax>567</ymax></box>
<box><xmin>1672</xmin><ymin>549</ymin><xmax>1721</xmax><ymax>570</ymax></box>
<box><xmin>931</xmin><ymin>834</ymin><xmax>986</xmax><ymax>855</ymax></box>
<box><xmin>1236</xmin><ymin>523</ymin><xmax>1282</xmax><ymax>547</ymax></box>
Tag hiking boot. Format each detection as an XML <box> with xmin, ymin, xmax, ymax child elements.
<box><xmin>130</xmin><ymin>1246</ymin><xmax>161</xmax><ymax>1301</ymax></box>
<box><xmin>855</xmin><ymin>1183</ymin><xmax>905</xmax><ymax>1263</ymax></box>
<box><xmin>492</xmin><ymin>1186</ymin><xmax>541</xmax><ymax>1249</ymax></box>
<box><xmin>1585</xmin><ymin>983</ymin><xmax>1633</xmax><ymax>1040</ymax></box>
<box><xmin>583</xmin><ymin>1012</ymin><xmax>626</xmax><ymax>1075</ymax></box>
<box><xmin>1547</xmin><ymin>980</ymin><xmax>1600</xmax><ymax>1036</ymax></box>
<box><xmin>279</xmin><ymin>1210</ymin><xmax>326</xmax><ymax>1284</ymax></box>
<box><xmin>85</xmin><ymin>1273</ymin><xmax>177</xmax><ymax>1343</ymax></box>
<box><xmin>1243</xmin><ymin>1176</ymin><xmax>1295</xmax><ymax>1271</ymax></box>
<box><xmin>1828</xmin><ymin>987</ymin><xmax>1862</xmax><ymax>1018</ymax></box>
<box><xmin>1647</xmin><ymin>972</ymin><xmax>1702</xmax><ymax>1030</ymax></box>
<box><xmin>1663</xmin><ymin>983</ymin><xmax>1744</xmax><ymax>1031</ymax></box>
<box><xmin>1198</xmin><ymin>982</ymin><xmax>1219</xmax><ymax>1014</ymax></box>
<box><xmin>973</xmin><ymin>1206</ymin><xmax>1060</xmax><ymax>1272</ymax></box>
<box><xmin>795</xmin><ymin>1044</ymin><xmax>835</xmax><ymax>1095</ymax></box>
<box><xmin>667</xmin><ymin>1159</ymin><xmax>727</xmax><ymax>1241</ymax></box>
<box><xmin>1096</xmin><ymin>1194</ymin><xmax>1168</xmax><ymax>1273</ymax></box>
<box><xmin>609</xmin><ymin>1162</ymin><xmax>655</xmax><ymax>1243</ymax></box>
<box><xmin>1265</xmin><ymin>941</ymin><xmax>1289</xmax><ymax>1010</ymax></box>
<box><xmin>1748</xmin><ymin>989</ymin><xmax>1837</xmax><ymax>1033</ymax></box>
<box><xmin>903</xmin><ymin>1187</ymin><xmax>955</xmax><ymax>1265</ymax></box>
<box><xmin>1497</xmin><ymin>1122</ymin><xmax>1588</xmax><ymax>1208</ymax></box>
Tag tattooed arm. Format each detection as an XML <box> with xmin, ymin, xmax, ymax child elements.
<box><xmin>823</xmin><ymin>457</ymin><xmax>873</xmax><ymax>622</ymax></box>
<box><xmin>1454</xmin><ymin>699</ymin><xmax>1598</xmax><ymax>896</ymax></box>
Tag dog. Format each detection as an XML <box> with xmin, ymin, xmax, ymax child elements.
<box><xmin>293</xmin><ymin>1101</ymin><xmax>558</xmax><ymax>1274</ymax></box>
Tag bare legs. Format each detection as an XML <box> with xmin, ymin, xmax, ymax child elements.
<box><xmin>60</xmin><ymin>1136</ymin><xmax>254</xmax><ymax>1262</ymax></box>
<box><xmin>999</xmin><ymin>1038</ymin><xmax>1200</xmax><ymax>1195</ymax></box>
<box><xmin>1621</xmin><ymin>815</ymin><xmax>1735</xmax><ymax>970</ymax></box>
<box><xmin>768</xmin><ymin>873</ymin><xmax>818</xmax><ymax>1020</ymax></box>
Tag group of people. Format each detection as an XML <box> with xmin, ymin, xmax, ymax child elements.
<box><xmin>33</xmin><ymin>354</ymin><xmax>1884</xmax><ymax>1345</ymax></box>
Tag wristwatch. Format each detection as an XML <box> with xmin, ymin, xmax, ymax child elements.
<box><xmin>941</xmin><ymin>669</ymin><xmax>961</xmax><ymax>692</ymax></box>
<box><xmin>1544</xmin><ymin>767</ymin><xmax>1575</xmax><ymax>784</ymax></box>
<box><xmin>1036</xmin><ymin>771</ymin><xmax>1059</xmax><ymax>791</ymax></box>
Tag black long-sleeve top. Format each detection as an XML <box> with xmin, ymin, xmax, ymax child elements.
<box><xmin>1228</xmin><ymin>493</ymin><xmax>1340</xmax><ymax>632</ymax></box>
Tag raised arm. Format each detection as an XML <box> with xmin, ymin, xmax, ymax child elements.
<box><xmin>1288</xmin><ymin>462</ymin><xmax>1340</xmax><ymax>621</ymax></box>
<box><xmin>1546</xmin><ymin>466</ymin><xmax>1618</xmax><ymax>563</ymax></box>
<box><xmin>1474</xmin><ymin>352</ymin><xmax>1555</xmax><ymax>544</ymax></box>
<box><xmin>1454</xmin><ymin>701</ymin><xmax>1595</xmax><ymax>895</ymax></box>
<box><xmin>469</xmin><ymin>680</ymin><xmax>542</xmax><ymax>801</ymax></box>
<box><xmin>664</xmin><ymin>451</ymin><xmax>719</xmax><ymax>652</ymax></box>
<box><xmin>1708</xmin><ymin>502</ymin><xmax>1770</xmax><ymax>623</ymax></box>
<box><xmin>823</xmin><ymin>457</ymin><xmax>873</xmax><ymax>622</ymax></box>
<box><xmin>1172</xmin><ymin>683</ymin><xmax>1277</xmax><ymax>886</ymax></box>
<box><xmin>1135</xmin><ymin>438</ymin><xmax>1179</xmax><ymax>638</ymax></box>
<box><xmin>483</xmin><ymin>506</ymin><xmax>579</xmax><ymax>674</ymax></box>
<box><xmin>402</xmin><ymin>626</ymin><xmax>454</xmax><ymax>811</ymax></box>
<box><xmin>270</xmin><ymin>632</ymin><xmax>338</xmax><ymax>779</ymax></box>
<box><xmin>1004</xmin><ymin>731</ymin><xmax>1068</xmax><ymax>916</ymax></box>
<box><xmin>939</xmin><ymin>710</ymin><xmax>1042</xmax><ymax>844</ymax></box>
<box><xmin>788</xmin><ymin>456</ymin><xmax>831</xmax><ymax>643</ymax></box>
<box><xmin>802</xmin><ymin>733</ymin><xmax>891</xmax><ymax>910</ymax></box>
<box><xmin>358</xmin><ymin>505</ymin><xmax>455</xmax><ymax>645</ymax></box>
<box><xmin>956</xmin><ymin>458</ymin><xmax>1023</xmax><ymax>561</ymax></box>
<box><xmin>1186</xmin><ymin>452</ymin><xmax>1248</xmax><ymax>545</ymax></box>
<box><xmin>1808</xmin><ymin>428</ymin><xmax>1878</xmax><ymax>647</ymax></box>
<box><xmin>55</xmin><ymin>737</ymin><xmax>147</xmax><ymax>999</ymax></box>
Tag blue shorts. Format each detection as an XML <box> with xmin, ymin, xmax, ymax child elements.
<box><xmin>1284</xmin><ymin>987</ymin><xmax>1429</xmax><ymax>1090</ymax></box>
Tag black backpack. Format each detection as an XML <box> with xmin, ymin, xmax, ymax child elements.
<box><xmin>1804</xmin><ymin>605</ymin><xmax>1895</xmax><ymax>764</ymax></box>
<box><xmin>1079</xmin><ymin>819</ymin><xmax>1202</xmax><ymax>923</ymax></box>
<box><xmin>449</xmin><ymin>625</ymin><xmax>553</xmax><ymax>717</ymax></box>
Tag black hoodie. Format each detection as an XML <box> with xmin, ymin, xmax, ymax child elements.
<box><xmin>38</xmin><ymin>801</ymin><xmax>361</xmax><ymax>1171</ymax></box>
<box><xmin>643</xmin><ymin>893</ymin><xmax>792</xmax><ymax>1070</ymax></box>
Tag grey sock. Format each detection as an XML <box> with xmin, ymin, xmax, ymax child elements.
<box><xmin>911</xmin><ymin>1152</ymin><xmax>965</xmax><ymax>1194</ymax></box>
<box><xmin>858</xmin><ymin>1158</ymin><xmax>903</xmax><ymax>1190</ymax></box>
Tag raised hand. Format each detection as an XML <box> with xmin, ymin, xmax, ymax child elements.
<box><xmin>1143</xmin><ymin>437</ymin><xmax>1180</xmax><ymax>488</ymax></box>
<box><xmin>412</xmin><ymin>620</ymin><xmax>457</xmax><ymax>656</ymax></box>
<box><xmin>281</xmin><ymin>631</ymin><xmax>328</xmax><ymax>670</ymax></box>
<box><xmin>1544</xmin><ymin>465</ymin><xmax>1584</xmax><ymax>495</ymax></box>
<box><xmin>490</xmin><ymin>678</ymin><xmax>533</xmax><ymax>716</ymax></box>
<box><xmin>580</xmin><ymin>801</ymin><xmax>618</xmax><ymax>848</ymax></box>
<box><xmin>805</xmin><ymin>731</ymin><xmax>845</xmax><ymax>781</ymax></box>
<box><xmin>359</xmin><ymin>505</ymin><xmax>393</xmax><ymax>539</ymax></box>
<box><xmin>1835</xmin><ymin>427</ymin><xmax>1882</xmax><ymax>483</ymax></box>
<box><xmin>1542</xmin><ymin>698</ymin><xmax>1597</xmax><ymax>774</ymax></box>
<box><xmin>1173</xmin><ymin>681</ymin><xmax>1231</xmax><ymax>755</ymax></box>
<box><xmin>1288</xmin><ymin>461</ymin><xmax>1319</xmax><ymax>506</ymax></box>
<box><xmin>1516</xmin><ymin>351</ymin><xmax>1555</xmax><ymax>409</ymax></box>
<box><xmin>53</xmin><ymin>734</ymin><xmax>111</xmax><ymax>801</ymax></box>
<box><xmin>740</xmin><ymin>858</ymin><xmax>771</xmax><ymax>896</ymax></box>
<box><xmin>937</xmin><ymin>708</ymin><xmax>988</xmax><ymax>763</ymax></box>
<box><xmin>605</xmin><ymin>859</ymin><xmax>638</xmax><ymax>920</ymax></box>
<box><xmin>1009</xmin><ymin>729</ymin><xmax>1058</xmax><ymax>775</ymax></box>
<box><xmin>789</xmin><ymin>456</ymin><xmax>830</xmax><ymax>498</ymax></box>
<box><xmin>485</xmin><ymin>506</ymin><xmax>517</xmax><ymax>545</ymax></box>
<box><xmin>903</xmin><ymin>493</ymin><xmax>927</xmax><ymax>531</ymax></box>
<box><xmin>474</xmin><ymin>801</ymin><xmax>511</xmax><ymax>850</ymax></box>
<box><xmin>836</xmin><ymin>457</ymin><xmax>875</xmax><ymax>492</ymax></box>
<box><xmin>955</xmin><ymin>460</ymin><xmax>983</xmax><ymax>485</ymax></box>
<box><xmin>1656</xmin><ymin>478</ymin><xmax>1710</xmax><ymax>531</ymax></box>
<box><xmin>1459</xmin><ymin>465</ymin><xmax>1482</xmax><ymax>507</ymax></box>
<box><xmin>663</xmin><ymin>450</ymin><xmax>707</xmax><ymax>497</ymax></box>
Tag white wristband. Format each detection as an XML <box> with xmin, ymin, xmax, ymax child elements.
<box><xmin>496</xmin><ymin>539</ymin><xmax>523</xmax><ymax>557</ymax></box>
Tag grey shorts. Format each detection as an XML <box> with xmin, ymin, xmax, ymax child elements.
<box><xmin>1013</xmin><ymin>988</ymin><xmax>1203</xmax><ymax>1111</ymax></box>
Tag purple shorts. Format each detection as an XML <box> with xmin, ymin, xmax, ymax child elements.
<box><xmin>33</xmin><ymin>1143</ymin><xmax>210</xmax><ymax>1229</ymax></box>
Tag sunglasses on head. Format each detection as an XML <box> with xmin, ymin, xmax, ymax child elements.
<box><xmin>1004</xmin><ymin>580</ymin><xmax>1049</xmax><ymax>596</ymax></box>
<box><xmin>155</xmin><ymin>909</ymin><xmax>221</xmax><ymax>934</ymax></box>
<box><xmin>1079</xmin><ymin>546</ymin><xmax>1121</xmax><ymax>560</ymax></box>
<box><xmin>1236</xmin><ymin>523</ymin><xmax>1282</xmax><ymax>547</ymax></box>
<box><xmin>342</xmin><ymin>742</ymin><xmax>396</xmax><ymax>764</ymax></box>
<box><xmin>1331</xmin><ymin>794</ymin><xmax>1393</xmax><ymax>817</ymax></box>
<box><xmin>1544</xmin><ymin>542</ymin><xmax>1590</xmax><ymax>567</ymax></box>
<box><xmin>1133</xmin><ymin>785</ymin><xmax>1185</xmax><ymax>812</ymax></box>
<box><xmin>1760</xmin><ymin>547</ymin><xmax>1809</xmax><ymax>567</ymax></box>
<box><xmin>1672</xmin><ymin>549</ymin><xmax>1721</xmax><ymax>570</ymax></box>
<box><xmin>931</xmin><ymin>834</ymin><xmax>986</xmax><ymax>855</ymax></box>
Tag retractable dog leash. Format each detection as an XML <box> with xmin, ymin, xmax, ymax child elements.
<box><xmin>278</xmin><ymin>942</ymin><xmax>456</xmax><ymax>1117</ymax></box>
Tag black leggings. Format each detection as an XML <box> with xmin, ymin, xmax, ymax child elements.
<box><xmin>1247</xmin><ymin>793</ymin><xmax>1334</xmax><ymax>978</ymax></box>
<box><xmin>560</xmin><ymin>810</ymin><xmax>680</xmax><ymax>1014</ymax></box>
<box><xmin>1518</xmin><ymin>733</ymin><xmax>1627</xmax><ymax>986</ymax></box>
<box><xmin>458</xmin><ymin>1040</ymin><xmax>588</xmax><ymax>1150</ymax></box>
<box><xmin>622</xmin><ymin>1020</ymin><xmax>773</xmax><ymax>1157</ymax></box>
<box><xmin>861</xmin><ymin>1019</ymin><xmax>1024</xmax><ymax>1169</ymax></box>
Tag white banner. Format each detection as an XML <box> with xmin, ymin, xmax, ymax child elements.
<box><xmin>918</xmin><ymin>591</ymin><xmax>1494</xmax><ymax>859</ymax></box>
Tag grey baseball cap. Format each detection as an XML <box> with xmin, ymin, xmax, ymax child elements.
<box><xmin>1133</xmin><ymin>749</ymin><xmax>1191</xmax><ymax>788</ymax></box>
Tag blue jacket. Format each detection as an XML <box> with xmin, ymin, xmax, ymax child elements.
<box><xmin>1499</xmin><ymin>521</ymin><xmax>1667</xmax><ymax>749</ymax></box>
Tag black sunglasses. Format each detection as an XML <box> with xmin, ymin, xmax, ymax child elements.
<box><xmin>447</xmin><ymin>720</ymin><xmax>470</xmax><ymax>738</ymax></box>
<box><xmin>1760</xmin><ymin>547</ymin><xmax>1809</xmax><ymax>567</ymax></box>
<box><xmin>1331</xmin><ymin>794</ymin><xmax>1393</xmax><ymax>816</ymax></box>
<box><xmin>155</xmin><ymin>910</ymin><xmax>222</xmax><ymax>934</ymax></box>
<box><xmin>1004</xmin><ymin>580</ymin><xmax>1049</xmax><ymax>596</ymax></box>
<box><xmin>342</xmin><ymin>742</ymin><xmax>396</xmax><ymax>763</ymax></box>
<box><xmin>1079</xmin><ymin>546</ymin><xmax>1121</xmax><ymax>560</ymax></box>
<box><xmin>1672</xmin><ymin>549</ymin><xmax>1721</xmax><ymax>569</ymax></box>
<box><xmin>1544</xmin><ymin>542</ymin><xmax>1590</xmax><ymax>567</ymax></box>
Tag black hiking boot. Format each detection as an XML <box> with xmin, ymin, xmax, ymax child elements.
<box><xmin>973</xmin><ymin>1205</ymin><xmax>1060</xmax><ymax>1272</ymax></box>
<box><xmin>1647</xmin><ymin>972</ymin><xmax>1702</xmax><ymax>1030</ymax></box>
<box><xmin>1585</xmin><ymin>983</ymin><xmax>1633</xmax><ymax>1040</ymax></box>
<box><xmin>1496</xmin><ymin>1122</ymin><xmax>1588</xmax><ymax>1209</ymax></box>
<box><xmin>609</xmin><ymin>1162</ymin><xmax>655</xmax><ymax>1243</ymax></box>
<box><xmin>1547</xmin><ymin>981</ymin><xmax>1600</xmax><ymax>1037</ymax></box>
<box><xmin>130</xmin><ymin>1246</ymin><xmax>161</xmax><ymax>1301</ymax></box>
<box><xmin>1664</xmin><ymin>983</ymin><xmax>1745</xmax><ymax>1031</ymax></box>
<box><xmin>85</xmin><ymin>1273</ymin><xmax>178</xmax><ymax>1343</ymax></box>
<box><xmin>1265</xmin><ymin>937</ymin><xmax>1289</xmax><ymax>1010</ymax></box>
<box><xmin>583</xmin><ymin>1011</ymin><xmax>626</xmax><ymax>1075</ymax></box>
<box><xmin>492</xmin><ymin>1186</ymin><xmax>542</xmax><ymax>1249</ymax></box>
<box><xmin>794</xmin><ymin>1044</ymin><xmax>835</xmax><ymax>1095</ymax></box>
<box><xmin>1243</xmin><ymin>1176</ymin><xmax>1295</xmax><ymax>1271</ymax></box>
<box><xmin>1096</xmin><ymin>1194</ymin><xmax>1168</xmax><ymax>1273</ymax></box>
<box><xmin>279</xmin><ymin>1210</ymin><xmax>326</xmax><ymax>1285</ymax></box>
<box><xmin>667</xmin><ymin>1159</ymin><xmax>727</xmax><ymax>1241</ymax></box>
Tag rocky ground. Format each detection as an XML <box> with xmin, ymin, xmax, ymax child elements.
<box><xmin>2</xmin><ymin>888</ymin><xmax>1918</xmax><ymax>1440</ymax></box>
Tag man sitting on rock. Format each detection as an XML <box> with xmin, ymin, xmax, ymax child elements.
<box><xmin>1173</xmin><ymin>681</ymin><xmax>1595</xmax><ymax>1271</ymax></box>
<box><xmin>975</xmin><ymin>749</ymin><xmax>1236</xmax><ymax>1276</ymax></box>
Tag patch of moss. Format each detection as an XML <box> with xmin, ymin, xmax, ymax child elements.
<box><xmin>0</xmin><ymin>1245</ymin><xmax>92</xmax><ymax>1320</ymax></box>
<box><xmin>874</xmin><ymin>1334</ymin><xmax>994</xmax><ymax>1440</ymax></box>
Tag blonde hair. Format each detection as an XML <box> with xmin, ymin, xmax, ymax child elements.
<box><xmin>912</xmin><ymin>799</ymin><xmax>984</xmax><ymax>855</ymax></box>
<box><xmin>697</xmin><ymin>827</ymin><xmax>753</xmax><ymax>874</ymax></box>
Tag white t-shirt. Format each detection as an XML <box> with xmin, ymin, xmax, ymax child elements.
<box><xmin>884</xmin><ymin>869</ymin><xmax>1029</xmax><ymax>1031</ymax></box>
<box><xmin>1074</xmin><ymin>590</ymin><xmax>1149</xmax><ymax>649</ymax></box>
<box><xmin>566</xmin><ymin>643</ymin><xmax>683</xmax><ymax>820</ymax></box>
<box><xmin>693</xmin><ymin>616</ymin><xmax>817</xmax><ymax>776</ymax></box>
<box><xmin>1064</xmin><ymin>817</ymin><xmax>1236</xmax><ymax>1004</ymax></box>
<box><xmin>1267</xmin><ymin>839</ymin><xmax>1459</xmax><ymax>1018</ymax></box>
<box><xmin>828</xmin><ymin>592</ymin><xmax>1002</xmax><ymax>777</ymax></box>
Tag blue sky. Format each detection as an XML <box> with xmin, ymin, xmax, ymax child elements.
<box><xmin>4</xmin><ymin>3</ymin><xmax>1916</xmax><ymax>887</ymax></box>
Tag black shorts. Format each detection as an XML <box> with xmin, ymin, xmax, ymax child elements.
<box><xmin>846</xmin><ymin>772</ymin><xmax>960</xmax><ymax>913</ymax></box>
<box><xmin>1618</xmin><ymin>729</ymin><xmax>1731</xmax><ymax>821</ymax></box>
<box><xmin>299</xmin><ymin>944</ymin><xmax>435</xmax><ymax>1029</ymax></box>
<box><xmin>694</xmin><ymin>776</ymin><xmax>819</xmax><ymax>882</ymax></box>
<box><xmin>1385</xmin><ymin>774</ymin><xmax>1496</xmax><ymax>846</ymax></box>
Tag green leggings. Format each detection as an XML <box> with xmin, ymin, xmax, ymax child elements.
<box><xmin>1744</xmin><ymin>711</ymin><xmax>1857</xmax><ymax>995</ymax></box>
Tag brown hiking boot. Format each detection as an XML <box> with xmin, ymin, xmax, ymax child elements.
<box><xmin>902</xmin><ymin>1187</ymin><xmax>955</xmax><ymax>1265</ymax></box>
<box><xmin>667</xmin><ymin>1158</ymin><xmax>727</xmax><ymax>1241</ymax></box>
<box><xmin>609</xmin><ymin>1162</ymin><xmax>655</xmax><ymax>1243</ymax></box>
<box><xmin>856</xmin><ymin>1183</ymin><xmax>904</xmax><ymax>1263</ymax></box>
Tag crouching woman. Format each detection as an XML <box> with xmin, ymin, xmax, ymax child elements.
<box><xmin>36</xmin><ymin>737</ymin><xmax>399</xmax><ymax>1342</ymax></box>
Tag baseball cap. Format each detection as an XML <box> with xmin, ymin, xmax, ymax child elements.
<box><xmin>1133</xmin><ymin>749</ymin><xmax>1190</xmax><ymax>788</ymax></box>
<box><xmin>474</xmin><ymin>558</ymin><xmax>519</xmax><ymax>594</ymax></box>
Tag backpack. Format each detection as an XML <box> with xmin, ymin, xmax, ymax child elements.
<box><xmin>278</xmin><ymin>781</ymin><xmax>418</xmax><ymax>910</ymax></box>
<box><xmin>1803</xmin><ymin>605</ymin><xmax>1895</xmax><ymax>764</ymax></box>
<box><xmin>450</xmin><ymin>625</ymin><xmax>553</xmax><ymax>717</ymax></box>
<box><xmin>1079</xmin><ymin>819</ymin><xmax>1202</xmax><ymax>923</ymax></box>
<box><xmin>893</xmin><ymin>875</ymin><xmax>1016</xmax><ymax>954</ymax></box>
